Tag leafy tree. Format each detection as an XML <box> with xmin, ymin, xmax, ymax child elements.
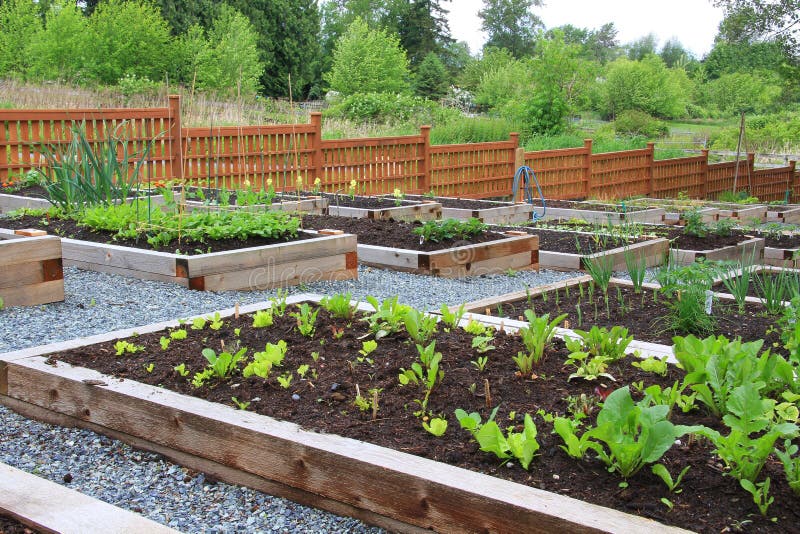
<box><xmin>156</xmin><ymin>0</ymin><xmax>219</xmax><ymax>35</ymax></box>
<box><xmin>459</xmin><ymin>46</ymin><xmax>517</xmax><ymax>92</ymax></box>
<box><xmin>713</xmin><ymin>0</ymin><xmax>800</xmax><ymax>55</ymax></box>
<box><xmin>0</xmin><ymin>0</ymin><xmax>42</xmax><ymax>78</ymax></box>
<box><xmin>660</xmin><ymin>38</ymin><xmax>693</xmax><ymax>68</ymax></box>
<box><xmin>701</xmin><ymin>71</ymin><xmax>782</xmax><ymax>114</ymax></box>
<box><xmin>626</xmin><ymin>33</ymin><xmax>658</xmax><ymax>61</ymax></box>
<box><xmin>599</xmin><ymin>56</ymin><xmax>692</xmax><ymax>119</ymax></box>
<box><xmin>478</xmin><ymin>0</ymin><xmax>543</xmax><ymax>58</ymax></box>
<box><xmin>27</xmin><ymin>0</ymin><xmax>89</xmax><ymax>82</ymax></box>
<box><xmin>704</xmin><ymin>39</ymin><xmax>788</xmax><ymax>78</ymax></box>
<box><xmin>193</xmin><ymin>5</ymin><xmax>262</xmax><ymax>96</ymax></box>
<box><xmin>393</xmin><ymin>0</ymin><xmax>453</xmax><ymax>67</ymax></box>
<box><xmin>414</xmin><ymin>52</ymin><xmax>449</xmax><ymax>99</ymax></box>
<box><xmin>225</xmin><ymin>0</ymin><xmax>321</xmax><ymax>97</ymax></box>
<box><xmin>174</xmin><ymin>23</ymin><xmax>208</xmax><ymax>88</ymax></box>
<box><xmin>85</xmin><ymin>0</ymin><xmax>173</xmax><ymax>85</ymax></box>
<box><xmin>326</xmin><ymin>17</ymin><xmax>411</xmax><ymax>96</ymax></box>
<box><xmin>548</xmin><ymin>22</ymin><xmax>620</xmax><ymax>64</ymax></box>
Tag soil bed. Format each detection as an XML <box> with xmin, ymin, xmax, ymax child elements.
<box><xmin>489</xmin><ymin>282</ymin><xmax>781</xmax><ymax>347</ymax></box>
<box><xmin>402</xmin><ymin>195</ymin><xmax>513</xmax><ymax>210</ymax></box>
<box><xmin>301</xmin><ymin>214</ymin><xmax>504</xmax><ymax>251</ymax></box>
<box><xmin>46</xmin><ymin>302</ymin><xmax>797</xmax><ymax>533</ymax></box>
<box><xmin>0</xmin><ymin>184</ymin><xmax>48</xmax><ymax>198</ymax></box>
<box><xmin>0</xmin><ymin>513</ymin><xmax>39</xmax><ymax>534</ymax></box>
<box><xmin>545</xmin><ymin>200</ymin><xmax>650</xmax><ymax>213</ymax></box>
<box><xmin>0</xmin><ymin>214</ymin><xmax>314</xmax><ymax>255</ymax></box>
<box><xmin>320</xmin><ymin>193</ymin><xmax>418</xmax><ymax>210</ymax></box>
<box><xmin>494</xmin><ymin>225</ymin><xmax>652</xmax><ymax>254</ymax></box>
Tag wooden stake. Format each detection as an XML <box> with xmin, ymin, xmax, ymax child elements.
<box><xmin>485</xmin><ymin>307</ymin><xmax>491</xmax><ymax>316</ymax></box>
<box><xmin>499</xmin><ymin>320</ymin><xmax>505</xmax><ymax>332</ymax></box>
<box><xmin>234</xmin><ymin>302</ymin><xmax>240</xmax><ymax>319</ymax></box>
<box><xmin>484</xmin><ymin>379</ymin><xmax>492</xmax><ymax>409</ymax></box>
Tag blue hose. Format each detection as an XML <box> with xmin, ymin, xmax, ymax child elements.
<box><xmin>512</xmin><ymin>165</ymin><xmax>546</xmax><ymax>221</ymax></box>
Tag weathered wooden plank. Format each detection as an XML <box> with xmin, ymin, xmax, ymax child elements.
<box><xmin>0</xmin><ymin>234</ymin><xmax>61</xmax><ymax>266</ymax></box>
<box><xmin>67</xmin><ymin>259</ymin><xmax>190</xmax><ymax>286</ymax></box>
<box><xmin>0</xmin><ymin>193</ymin><xmax>52</xmax><ymax>214</ymax></box>
<box><xmin>1</xmin><ymin>354</ymin><xmax>688</xmax><ymax>534</ymax></box>
<box><xmin>427</xmin><ymin>234</ymin><xmax>537</xmax><ymax>270</ymax></box>
<box><xmin>326</xmin><ymin>202</ymin><xmax>441</xmax><ymax>222</ymax></box>
<box><xmin>357</xmin><ymin>244</ymin><xmax>421</xmax><ymax>270</ymax></box>
<box><xmin>186</xmin><ymin>233</ymin><xmax>356</xmax><ymax>277</ymax></box>
<box><xmin>0</xmin><ymin>462</ymin><xmax>179</xmax><ymax>534</ymax></box>
<box><xmin>61</xmin><ymin>238</ymin><xmax>179</xmax><ymax>277</ymax></box>
<box><xmin>670</xmin><ymin>237</ymin><xmax>764</xmax><ymax>265</ymax></box>
<box><xmin>201</xmin><ymin>253</ymin><xmax>353</xmax><ymax>291</ymax></box>
<box><xmin>0</xmin><ymin>280</ymin><xmax>64</xmax><ymax>308</ymax></box>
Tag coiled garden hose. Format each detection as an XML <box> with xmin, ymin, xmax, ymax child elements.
<box><xmin>512</xmin><ymin>165</ymin><xmax>546</xmax><ymax>221</ymax></box>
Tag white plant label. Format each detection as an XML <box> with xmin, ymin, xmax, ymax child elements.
<box><xmin>705</xmin><ymin>290</ymin><xmax>713</xmax><ymax>315</ymax></box>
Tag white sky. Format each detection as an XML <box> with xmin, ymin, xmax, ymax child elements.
<box><xmin>447</xmin><ymin>0</ymin><xmax>726</xmax><ymax>58</ymax></box>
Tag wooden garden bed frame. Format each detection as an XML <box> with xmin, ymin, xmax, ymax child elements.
<box><xmin>0</xmin><ymin>228</ymin><xmax>357</xmax><ymax>291</ymax></box>
<box><xmin>0</xmin><ymin>462</ymin><xmax>179</xmax><ymax>534</ymax></box>
<box><xmin>401</xmin><ymin>194</ymin><xmax>536</xmax><ymax>224</ymax></box>
<box><xmin>0</xmin><ymin>193</ymin><xmax>51</xmax><ymax>213</ymax></box>
<box><xmin>709</xmin><ymin>203</ymin><xmax>767</xmax><ymax>222</ymax></box>
<box><xmin>325</xmin><ymin>199</ymin><xmax>442</xmax><ymax>221</ymax></box>
<box><xmin>0</xmin><ymin>295</ymin><xmax>688</xmax><ymax>534</ymax></box>
<box><xmin>663</xmin><ymin>207</ymin><xmax>719</xmax><ymax>225</ymax></box>
<box><xmin>182</xmin><ymin>195</ymin><xmax>327</xmax><ymax>215</ymax></box>
<box><xmin>539</xmin><ymin>202</ymin><xmax>665</xmax><ymax>225</ymax></box>
<box><xmin>766</xmin><ymin>205</ymin><xmax>800</xmax><ymax>224</ymax></box>
<box><xmin>357</xmin><ymin>231</ymin><xmax>539</xmax><ymax>277</ymax></box>
<box><xmin>534</xmin><ymin>230</ymin><xmax>668</xmax><ymax>271</ymax></box>
<box><xmin>669</xmin><ymin>236</ymin><xmax>765</xmax><ymax>265</ymax></box>
<box><xmin>0</xmin><ymin>231</ymin><xmax>64</xmax><ymax>307</ymax></box>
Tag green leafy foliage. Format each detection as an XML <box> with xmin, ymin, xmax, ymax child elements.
<box><xmin>422</xmin><ymin>417</ymin><xmax>448</xmax><ymax>437</ymax></box>
<box><xmin>242</xmin><ymin>340</ymin><xmax>287</xmax><ymax>379</ymax></box>
<box><xmin>201</xmin><ymin>346</ymin><xmax>246</xmax><ymax>379</ymax></box>
<box><xmin>251</xmin><ymin>309</ymin><xmax>274</xmax><ymax>328</ymax></box>
<box><xmin>320</xmin><ymin>292</ymin><xmax>359</xmax><ymax>319</ymax></box>
<box><xmin>413</xmin><ymin>218</ymin><xmax>487</xmax><ymax>243</ymax></box>
<box><xmin>402</xmin><ymin>308</ymin><xmax>438</xmax><ymax>345</ymax></box>
<box><xmin>363</xmin><ymin>296</ymin><xmax>412</xmax><ymax>339</ymax></box>
<box><xmin>631</xmin><ymin>356</ymin><xmax>669</xmax><ymax>376</ymax></box>
<box><xmin>515</xmin><ymin>309</ymin><xmax>567</xmax><ymax>373</ymax></box>
<box><xmin>439</xmin><ymin>303</ymin><xmax>466</xmax><ymax>331</ymax></box>
<box><xmin>775</xmin><ymin>439</ymin><xmax>800</xmax><ymax>496</ymax></box>
<box><xmin>114</xmin><ymin>340</ymin><xmax>144</xmax><ymax>356</ymax></box>
<box><xmin>455</xmin><ymin>408</ymin><xmax>540</xmax><ymax>469</ymax></box>
<box><xmin>289</xmin><ymin>303</ymin><xmax>319</xmax><ymax>337</ymax></box>
<box><xmin>553</xmin><ymin>386</ymin><xmax>701</xmax><ymax>478</ymax></box>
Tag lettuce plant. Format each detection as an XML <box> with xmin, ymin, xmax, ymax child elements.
<box><xmin>455</xmin><ymin>408</ymin><xmax>540</xmax><ymax>470</ymax></box>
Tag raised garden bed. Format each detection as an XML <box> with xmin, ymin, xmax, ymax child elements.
<box><xmin>766</xmin><ymin>205</ymin><xmax>800</xmax><ymax>224</ymax></box>
<box><xmin>0</xmin><ymin>462</ymin><xmax>178</xmax><ymax>534</ymax></box>
<box><xmin>176</xmin><ymin>186</ymin><xmax>328</xmax><ymax>215</ymax></box>
<box><xmin>539</xmin><ymin>200</ymin><xmax>666</xmax><ymax>225</ymax></box>
<box><xmin>0</xmin><ymin>230</ymin><xmax>63</xmax><ymax>307</ymax></box>
<box><xmin>663</xmin><ymin>207</ymin><xmax>719</xmax><ymax>225</ymax></box>
<box><xmin>669</xmin><ymin>234</ymin><xmax>764</xmax><ymax>265</ymax></box>
<box><xmin>301</xmin><ymin>215</ymin><xmax>538</xmax><ymax>277</ymax></box>
<box><xmin>400</xmin><ymin>194</ymin><xmax>535</xmax><ymax>224</ymax></box>
<box><xmin>322</xmin><ymin>193</ymin><xmax>442</xmax><ymax>221</ymax></box>
<box><xmin>0</xmin><ymin>192</ymin><xmax>52</xmax><ymax>214</ymax></box>
<box><xmin>709</xmin><ymin>203</ymin><xmax>767</xmax><ymax>223</ymax></box>
<box><xmin>3</xmin><ymin>295</ymin><xmax>796</xmax><ymax>533</ymax></box>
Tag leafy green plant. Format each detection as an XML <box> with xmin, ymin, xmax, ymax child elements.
<box><xmin>754</xmin><ymin>268</ymin><xmax>796</xmax><ymax>314</ymax></box>
<box><xmin>515</xmin><ymin>310</ymin><xmax>567</xmax><ymax>374</ymax></box>
<box><xmin>114</xmin><ymin>340</ymin><xmax>143</xmax><ymax>356</ymax></box>
<box><xmin>439</xmin><ymin>303</ymin><xmax>466</xmax><ymax>331</ymax></box>
<box><xmin>413</xmin><ymin>217</ymin><xmax>487</xmax><ymax>243</ymax></box>
<box><xmin>565</xmin><ymin>325</ymin><xmax>633</xmax><ymax>363</ymax></box>
<box><xmin>651</xmin><ymin>464</ymin><xmax>691</xmax><ymax>493</ymax></box>
<box><xmin>655</xmin><ymin>261</ymin><xmax>717</xmax><ymax>336</ymax></box>
<box><xmin>231</xmin><ymin>396</ymin><xmax>250</xmax><ymax>410</ymax></box>
<box><xmin>398</xmin><ymin>342</ymin><xmax>444</xmax><ymax>411</ymax></box>
<box><xmin>583</xmin><ymin>254</ymin><xmax>614</xmax><ymax>294</ymax></box>
<box><xmin>270</xmin><ymin>289</ymin><xmax>289</xmax><ymax>317</ymax></box>
<box><xmin>36</xmin><ymin>121</ymin><xmax>158</xmax><ymax>213</ymax></box>
<box><xmin>471</xmin><ymin>355</ymin><xmax>489</xmax><ymax>372</ymax></box>
<box><xmin>455</xmin><ymin>408</ymin><xmax>540</xmax><ymax>469</ymax></box>
<box><xmin>631</xmin><ymin>356</ymin><xmax>668</xmax><ymax>376</ymax></box>
<box><xmin>201</xmin><ymin>347</ymin><xmax>247</xmax><ymax>379</ymax></box>
<box><xmin>276</xmin><ymin>372</ymin><xmax>293</xmax><ymax>389</ymax></box>
<box><xmin>243</xmin><ymin>340</ymin><xmax>287</xmax><ymax>379</ymax></box>
<box><xmin>553</xmin><ymin>387</ymin><xmax>701</xmax><ymax>479</ymax></box>
<box><xmin>740</xmin><ymin>478</ymin><xmax>774</xmax><ymax>516</ymax></box>
<box><xmin>320</xmin><ymin>292</ymin><xmax>359</xmax><ymax>319</ymax></box>
<box><xmin>471</xmin><ymin>335</ymin><xmax>495</xmax><ymax>354</ymax></box>
<box><xmin>289</xmin><ymin>303</ymin><xmax>319</xmax><ymax>337</ymax></box>
<box><xmin>775</xmin><ymin>439</ymin><xmax>800</xmax><ymax>496</ymax></box>
<box><xmin>402</xmin><ymin>308</ymin><xmax>438</xmax><ymax>345</ymax></box>
<box><xmin>563</xmin><ymin>350</ymin><xmax>615</xmax><ymax>382</ymax></box>
<box><xmin>682</xmin><ymin>209</ymin><xmax>708</xmax><ymax>238</ymax></box>
<box><xmin>463</xmin><ymin>318</ymin><xmax>490</xmax><ymax>336</ymax></box>
<box><xmin>711</xmin><ymin>217</ymin><xmax>737</xmax><ymax>237</ymax></box>
<box><xmin>422</xmin><ymin>417</ymin><xmax>448</xmax><ymax>437</ymax></box>
<box><xmin>173</xmin><ymin>363</ymin><xmax>190</xmax><ymax>377</ymax></box>
<box><xmin>191</xmin><ymin>317</ymin><xmax>207</xmax><ymax>330</ymax></box>
<box><xmin>251</xmin><ymin>309</ymin><xmax>274</xmax><ymax>328</ymax></box>
<box><xmin>363</xmin><ymin>296</ymin><xmax>411</xmax><ymax>339</ymax></box>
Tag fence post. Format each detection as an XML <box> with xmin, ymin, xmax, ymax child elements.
<box><xmin>647</xmin><ymin>142</ymin><xmax>655</xmax><ymax>197</ymax></box>
<box><xmin>583</xmin><ymin>139</ymin><xmax>593</xmax><ymax>198</ymax></box>
<box><xmin>168</xmin><ymin>95</ymin><xmax>183</xmax><ymax>182</ymax></box>
<box><xmin>789</xmin><ymin>160</ymin><xmax>797</xmax><ymax>202</ymax></box>
<box><xmin>420</xmin><ymin>125</ymin><xmax>431</xmax><ymax>194</ymax></box>
<box><xmin>700</xmin><ymin>149</ymin><xmax>709</xmax><ymax>199</ymax></box>
<box><xmin>747</xmin><ymin>152</ymin><xmax>755</xmax><ymax>193</ymax></box>
<box><xmin>309</xmin><ymin>112</ymin><xmax>323</xmax><ymax>186</ymax></box>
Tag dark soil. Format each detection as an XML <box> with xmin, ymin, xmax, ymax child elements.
<box><xmin>0</xmin><ymin>184</ymin><xmax>49</xmax><ymax>198</ymax></box>
<box><xmin>301</xmin><ymin>214</ymin><xmax>504</xmax><ymax>251</ymax></box>
<box><xmin>0</xmin><ymin>514</ymin><xmax>39</xmax><ymax>534</ymax></box>
<box><xmin>48</xmin><ymin>303</ymin><xmax>799</xmax><ymax>533</ymax></box>
<box><xmin>403</xmin><ymin>194</ymin><xmax>513</xmax><ymax>210</ymax></box>
<box><xmin>751</xmin><ymin>231</ymin><xmax>800</xmax><ymax>249</ymax></box>
<box><xmin>489</xmin><ymin>282</ymin><xmax>781</xmax><ymax>347</ymax></box>
<box><xmin>714</xmin><ymin>270</ymin><xmax>800</xmax><ymax>299</ymax></box>
<box><xmin>321</xmin><ymin>193</ymin><xmax>420</xmax><ymax>210</ymax></box>
<box><xmin>0</xmin><ymin>213</ymin><xmax>315</xmax><ymax>255</ymax></box>
<box><xmin>494</xmin><ymin>225</ymin><xmax>654</xmax><ymax>254</ymax></box>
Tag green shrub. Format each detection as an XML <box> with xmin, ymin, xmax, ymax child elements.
<box><xmin>325</xmin><ymin>92</ymin><xmax>440</xmax><ymax>124</ymax></box>
<box><xmin>613</xmin><ymin>110</ymin><xmax>669</xmax><ymax>137</ymax></box>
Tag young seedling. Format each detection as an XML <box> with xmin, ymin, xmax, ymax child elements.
<box><xmin>422</xmin><ymin>417</ymin><xmax>448</xmax><ymax>437</ymax></box>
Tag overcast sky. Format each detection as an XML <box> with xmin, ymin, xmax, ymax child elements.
<box><xmin>447</xmin><ymin>0</ymin><xmax>726</xmax><ymax>58</ymax></box>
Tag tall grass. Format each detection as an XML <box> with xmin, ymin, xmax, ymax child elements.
<box><xmin>430</xmin><ymin>116</ymin><xmax>521</xmax><ymax>145</ymax></box>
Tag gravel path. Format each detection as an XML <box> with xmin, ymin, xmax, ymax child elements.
<box><xmin>0</xmin><ymin>266</ymin><xmax>581</xmax><ymax>532</ymax></box>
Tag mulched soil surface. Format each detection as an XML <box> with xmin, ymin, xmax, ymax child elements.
<box><xmin>0</xmin><ymin>184</ymin><xmax>48</xmax><ymax>198</ymax></box>
<box><xmin>752</xmin><ymin>231</ymin><xmax>800</xmax><ymax>249</ymax></box>
<box><xmin>492</xmin><ymin>282</ymin><xmax>782</xmax><ymax>348</ymax></box>
<box><xmin>0</xmin><ymin>213</ymin><xmax>315</xmax><ymax>255</ymax></box>
<box><xmin>493</xmin><ymin>224</ymin><xmax>654</xmax><ymax>254</ymax></box>
<box><xmin>301</xmin><ymin>214</ymin><xmax>505</xmax><ymax>251</ymax></box>
<box><xmin>320</xmin><ymin>193</ymin><xmax>418</xmax><ymax>210</ymax></box>
<box><xmin>49</xmin><ymin>304</ymin><xmax>799</xmax><ymax>533</ymax></box>
<box><xmin>0</xmin><ymin>513</ymin><xmax>40</xmax><ymax>534</ymax></box>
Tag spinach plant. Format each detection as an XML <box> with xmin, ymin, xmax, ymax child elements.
<box><xmin>320</xmin><ymin>292</ymin><xmax>359</xmax><ymax>319</ymax></box>
<box><xmin>402</xmin><ymin>308</ymin><xmax>438</xmax><ymax>344</ymax></box>
<box><xmin>455</xmin><ymin>408</ymin><xmax>540</xmax><ymax>469</ymax></box>
<box><xmin>439</xmin><ymin>303</ymin><xmax>466</xmax><ymax>331</ymax></box>
<box><xmin>363</xmin><ymin>296</ymin><xmax>411</xmax><ymax>339</ymax></box>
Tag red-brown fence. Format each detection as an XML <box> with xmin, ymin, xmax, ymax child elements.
<box><xmin>0</xmin><ymin>95</ymin><xmax>797</xmax><ymax>203</ymax></box>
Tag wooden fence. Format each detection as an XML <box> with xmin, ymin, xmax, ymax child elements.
<box><xmin>0</xmin><ymin>95</ymin><xmax>797</xmax><ymax>203</ymax></box>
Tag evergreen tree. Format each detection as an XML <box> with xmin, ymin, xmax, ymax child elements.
<box><xmin>478</xmin><ymin>0</ymin><xmax>543</xmax><ymax>58</ymax></box>
<box><xmin>393</xmin><ymin>0</ymin><xmax>453</xmax><ymax>67</ymax></box>
<box><xmin>414</xmin><ymin>52</ymin><xmax>449</xmax><ymax>99</ymax></box>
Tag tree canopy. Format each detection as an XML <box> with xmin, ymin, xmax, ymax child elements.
<box><xmin>478</xmin><ymin>0</ymin><xmax>543</xmax><ymax>58</ymax></box>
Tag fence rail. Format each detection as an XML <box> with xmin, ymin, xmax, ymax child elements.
<box><xmin>0</xmin><ymin>95</ymin><xmax>797</xmax><ymax>203</ymax></box>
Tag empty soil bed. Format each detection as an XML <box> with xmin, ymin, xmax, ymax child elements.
<box><xmin>494</xmin><ymin>225</ymin><xmax>652</xmax><ymax>254</ymax></box>
<box><xmin>0</xmin><ymin>214</ymin><xmax>315</xmax><ymax>255</ymax></box>
<box><xmin>301</xmin><ymin>215</ymin><xmax>504</xmax><ymax>251</ymax></box>
<box><xmin>0</xmin><ymin>513</ymin><xmax>40</xmax><ymax>534</ymax></box>
<box><xmin>320</xmin><ymin>193</ymin><xmax>418</xmax><ymax>209</ymax></box>
<box><xmin>545</xmin><ymin>200</ymin><xmax>650</xmax><ymax>212</ymax></box>
<box><xmin>45</xmin><ymin>303</ymin><xmax>798</xmax><ymax>533</ymax></box>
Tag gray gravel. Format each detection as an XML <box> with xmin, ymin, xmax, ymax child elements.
<box><xmin>0</xmin><ymin>265</ymin><xmax>580</xmax><ymax>532</ymax></box>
